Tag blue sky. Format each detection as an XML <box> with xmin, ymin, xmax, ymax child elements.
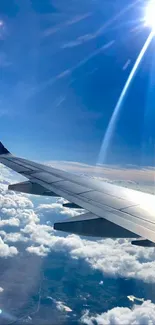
<box><xmin>0</xmin><ymin>0</ymin><xmax>154</xmax><ymax>165</ymax></box>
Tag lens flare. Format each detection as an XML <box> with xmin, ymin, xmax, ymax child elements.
<box><xmin>145</xmin><ymin>1</ymin><xmax>155</xmax><ymax>33</ymax></box>
<box><xmin>97</xmin><ymin>31</ymin><xmax>153</xmax><ymax>165</ymax></box>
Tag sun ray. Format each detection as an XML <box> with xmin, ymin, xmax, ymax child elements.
<box><xmin>97</xmin><ymin>31</ymin><xmax>154</xmax><ymax>165</ymax></box>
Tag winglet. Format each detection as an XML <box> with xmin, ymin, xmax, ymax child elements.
<box><xmin>0</xmin><ymin>142</ymin><xmax>10</xmax><ymax>155</ymax></box>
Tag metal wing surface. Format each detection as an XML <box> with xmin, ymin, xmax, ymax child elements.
<box><xmin>0</xmin><ymin>142</ymin><xmax>155</xmax><ymax>246</ymax></box>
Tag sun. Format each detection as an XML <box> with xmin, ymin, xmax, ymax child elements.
<box><xmin>145</xmin><ymin>1</ymin><xmax>155</xmax><ymax>33</ymax></box>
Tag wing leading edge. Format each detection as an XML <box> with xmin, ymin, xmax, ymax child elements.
<box><xmin>0</xmin><ymin>141</ymin><xmax>155</xmax><ymax>246</ymax></box>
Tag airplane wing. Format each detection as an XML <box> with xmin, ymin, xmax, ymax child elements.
<box><xmin>0</xmin><ymin>141</ymin><xmax>155</xmax><ymax>247</ymax></box>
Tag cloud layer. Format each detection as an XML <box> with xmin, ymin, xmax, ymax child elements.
<box><xmin>1</xmin><ymin>162</ymin><xmax>155</xmax><ymax>323</ymax></box>
<box><xmin>81</xmin><ymin>300</ymin><xmax>155</xmax><ymax>325</ymax></box>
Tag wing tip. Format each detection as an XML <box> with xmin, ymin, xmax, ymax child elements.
<box><xmin>0</xmin><ymin>142</ymin><xmax>10</xmax><ymax>155</ymax></box>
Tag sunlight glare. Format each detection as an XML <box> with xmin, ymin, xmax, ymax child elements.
<box><xmin>145</xmin><ymin>1</ymin><xmax>155</xmax><ymax>33</ymax></box>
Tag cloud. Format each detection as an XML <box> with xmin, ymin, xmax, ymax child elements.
<box><xmin>21</xmin><ymin>223</ymin><xmax>55</xmax><ymax>247</ymax></box>
<box><xmin>56</xmin><ymin>300</ymin><xmax>72</xmax><ymax>313</ymax></box>
<box><xmin>55</xmin><ymin>70</ymin><xmax>71</xmax><ymax>79</ymax></box>
<box><xmin>2</xmin><ymin>232</ymin><xmax>28</xmax><ymax>243</ymax></box>
<box><xmin>0</xmin><ymin>164</ymin><xmax>40</xmax><ymax>240</ymax></box>
<box><xmin>46</xmin><ymin>161</ymin><xmax>155</xmax><ymax>194</ymax></box>
<box><xmin>37</xmin><ymin>200</ymin><xmax>82</xmax><ymax>218</ymax></box>
<box><xmin>1</xmin><ymin>164</ymin><xmax>155</xmax><ymax>283</ymax></box>
<box><xmin>123</xmin><ymin>59</ymin><xmax>131</xmax><ymax>71</ymax></box>
<box><xmin>46</xmin><ymin>296</ymin><xmax>72</xmax><ymax>312</ymax></box>
<box><xmin>0</xmin><ymin>217</ymin><xmax>20</xmax><ymax>227</ymax></box>
<box><xmin>62</xmin><ymin>41</ymin><xmax>115</xmax><ymax>72</ymax></box>
<box><xmin>60</xmin><ymin>1</ymin><xmax>139</xmax><ymax>49</ymax></box>
<box><xmin>42</xmin><ymin>12</ymin><xmax>92</xmax><ymax>38</ymax></box>
<box><xmin>81</xmin><ymin>300</ymin><xmax>155</xmax><ymax>325</ymax></box>
<box><xmin>0</xmin><ymin>192</ymin><xmax>33</xmax><ymax>209</ymax></box>
<box><xmin>37</xmin><ymin>203</ymin><xmax>62</xmax><ymax>211</ymax></box>
<box><xmin>61</xmin><ymin>34</ymin><xmax>93</xmax><ymax>49</ymax></box>
<box><xmin>65</xmin><ymin>13</ymin><xmax>92</xmax><ymax>26</ymax></box>
<box><xmin>54</xmin><ymin>96</ymin><xmax>66</xmax><ymax>108</ymax></box>
<box><xmin>26</xmin><ymin>244</ymin><xmax>50</xmax><ymax>256</ymax></box>
<box><xmin>25</xmin><ymin>229</ymin><xmax>155</xmax><ymax>283</ymax></box>
<box><xmin>67</xmin><ymin>238</ymin><xmax>155</xmax><ymax>283</ymax></box>
<box><xmin>0</xmin><ymin>287</ymin><xmax>4</xmax><ymax>293</ymax></box>
<box><xmin>0</xmin><ymin>164</ymin><xmax>19</xmax><ymax>184</ymax></box>
<box><xmin>43</xmin><ymin>26</ymin><xmax>59</xmax><ymax>37</ymax></box>
<box><xmin>3</xmin><ymin>161</ymin><xmax>155</xmax><ymax>322</ymax></box>
<box><xmin>99</xmin><ymin>280</ymin><xmax>103</xmax><ymax>285</ymax></box>
<box><xmin>2</xmin><ymin>163</ymin><xmax>155</xmax><ymax>283</ymax></box>
<box><xmin>32</xmin><ymin>40</ymin><xmax>114</xmax><ymax>98</ymax></box>
<box><xmin>127</xmin><ymin>295</ymin><xmax>144</xmax><ymax>303</ymax></box>
<box><xmin>16</xmin><ymin>209</ymin><xmax>39</xmax><ymax>224</ymax></box>
<box><xmin>0</xmin><ymin>236</ymin><xmax>18</xmax><ymax>257</ymax></box>
<box><xmin>62</xmin><ymin>35</ymin><xmax>114</xmax><ymax>50</ymax></box>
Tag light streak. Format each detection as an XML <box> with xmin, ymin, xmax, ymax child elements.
<box><xmin>97</xmin><ymin>31</ymin><xmax>154</xmax><ymax>164</ymax></box>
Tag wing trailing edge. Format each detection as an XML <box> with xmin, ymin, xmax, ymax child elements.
<box><xmin>54</xmin><ymin>212</ymin><xmax>139</xmax><ymax>238</ymax></box>
<box><xmin>9</xmin><ymin>181</ymin><xmax>59</xmax><ymax>197</ymax></box>
<box><xmin>131</xmin><ymin>238</ymin><xmax>155</xmax><ymax>247</ymax></box>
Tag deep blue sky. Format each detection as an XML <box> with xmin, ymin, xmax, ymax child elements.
<box><xmin>0</xmin><ymin>0</ymin><xmax>154</xmax><ymax>165</ymax></box>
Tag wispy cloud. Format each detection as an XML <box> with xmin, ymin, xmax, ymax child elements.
<box><xmin>62</xmin><ymin>34</ymin><xmax>114</xmax><ymax>49</ymax></box>
<box><xmin>70</xmin><ymin>40</ymin><xmax>115</xmax><ymax>70</ymax></box>
<box><xmin>28</xmin><ymin>41</ymin><xmax>114</xmax><ymax>98</ymax></box>
<box><xmin>47</xmin><ymin>161</ymin><xmax>155</xmax><ymax>193</ymax></box>
<box><xmin>42</xmin><ymin>12</ymin><xmax>92</xmax><ymax>38</ymax></box>
<box><xmin>65</xmin><ymin>13</ymin><xmax>92</xmax><ymax>26</ymax></box>
<box><xmin>54</xmin><ymin>96</ymin><xmax>66</xmax><ymax>108</ymax></box>
<box><xmin>55</xmin><ymin>69</ymin><xmax>71</xmax><ymax>79</ymax></box>
<box><xmin>61</xmin><ymin>0</ymin><xmax>141</xmax><ymax>49</ymax></box>
<box><xmin>43</xmin><ymin>26</ymin><xmax>59</xmax><ymax>37</ymax></box>
<box><xmin>123</xmin><ymin>59</ymin><xmax>131</xmax><ymax>70</ymax></box>
<box><xmin>58</xmin><ymin>41</ymin><xmax>114</xmax><ymax>75</ymax></box>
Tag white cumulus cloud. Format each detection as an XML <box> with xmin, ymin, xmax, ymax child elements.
<box><xmin>25</xmin><ymin>233</ymin><xmax>155</xmax><ymax>283</ymax></box>
<box><xmin>37</xmin><ymin>201</ymin><xmax>82</xmax><ymax>217</ymax></box>
<box><xmin>0</xmin><ymin>236</ymin><xmax>18</xmax><ymax>257</ymax></box>
<box><xmin>81</xmin><ymin>300</ymin><xmax>155</xmax><ymax>325</ymax></box>
<box><xmin>0</xmin><ymin>217</ymin><xmax>20</xmax><ymax>227</ymax></box>
<box><xmin>26</xmin><ymin>244</ymin><xmax>50</xmax><ymax>256</ymax></box>
<box><xmin>2</xmin><ymin>232</ymin><xmax>28</xmax><ymax>243</ymax></box>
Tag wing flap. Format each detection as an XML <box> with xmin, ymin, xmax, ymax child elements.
<box><xmin>54</xmin><ymin>212</ymin><xmax>139</xmax><ymax>238</ymax></box>
<box><xmin>131</xmin><ymin>238</ymin><xmax>155</xmax><ymax>247</ymax></box>
<box><xmin>9</xmin><ymin>181</ymin><xmax>60</xmax><ymax>197</ymax></box>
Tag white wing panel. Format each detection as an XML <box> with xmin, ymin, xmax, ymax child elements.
<box><xmin>80</xmin><ymin>190</ymin><xmax>134</xmax><ymax>210</ymax></box>
<box><xmin>33</xmin><ymin>172</ymin><xmax>63</xmax><ymax>183</ymax></box>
